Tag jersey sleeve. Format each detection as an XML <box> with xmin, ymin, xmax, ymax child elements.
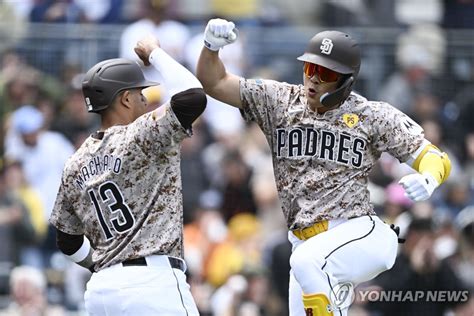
<box><xmin>370</xmin><ymin>102</ymin><xmax>425</xmax><ymax>162</ymax></box>
<box><xmin>132</xmin><ymin>102</ymin><xmax>189</xmax><ymax>153</ymax></box>
<box><xmin>49</xmin><ymin>170</ymin><xmax>84</xmax><ymax>235</ymax></box>
<box><xmin>239</xmin><ymin>78</ymin><xmax>285</xmax><ymax>136</ymax></box>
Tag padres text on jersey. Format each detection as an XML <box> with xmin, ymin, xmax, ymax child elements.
<box><xmin>239</xmin><ymin>78</ymin><xmax>424</xmax><ymax>230</ymax></box>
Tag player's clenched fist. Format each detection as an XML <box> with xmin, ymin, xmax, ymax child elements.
<box><xmin>134</xmin><ymin>35</ymin><xmax>161</xmax><ymax>66</ymax></box>
<box><xmin>204</xmin><ymin>18</ymin><xmax>238</xmax><ymax>51</ymax></box>
<box><xmin>399</xmin><ymin>173</ymin><xmax>438</xmax><ymax>201</ymax></box>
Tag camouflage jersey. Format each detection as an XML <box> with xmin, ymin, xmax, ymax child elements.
<box><xmin>240</xmin><ymin>79</ymin><xmax>424</xmax><ymax>230</ymax></box>
<box><xmin>50</xmin><ymin>104</ymin><xmax>188</xmax><ymax>271</ymax></box>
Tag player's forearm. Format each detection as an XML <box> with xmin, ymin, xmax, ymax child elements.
<box><xmin>196</xmin><ymin>47</ymin><xmax>227</xmax><ymax>95</ymax></box>
<box><xmin>56</xmin><ymin>229</ymin><xmax>95</xmax><ymax>272</ymax></box>
<box><xmin>149</xmin><ymin>48</ymin><xmax>202</xmax><ymax>96</ymax></box>
<box><xmin>76</xmin><ymin>248</ymin><xmax>94</xmax><ymax>271</ymax></box>
<box><xmin>196</xmin><ymin>47</ymin><xmax>242</xmax><ymax>108</ymax></box>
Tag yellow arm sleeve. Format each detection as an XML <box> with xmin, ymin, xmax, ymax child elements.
<box><xmin>413</xmin><ymin>144</ymin><xmax>451</xmax><ymax>184</ymax></box>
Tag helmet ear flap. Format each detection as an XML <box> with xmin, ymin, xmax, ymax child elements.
<box><xmin>320</xmin><ymin>76</ymin><xmax>354</xmax><ymax>108</ymax></box>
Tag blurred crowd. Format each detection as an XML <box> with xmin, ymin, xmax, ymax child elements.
<box><xmin>0</xmin><ymin>0</ymin><xmax>474</xmax><ymax>315</ymax></box>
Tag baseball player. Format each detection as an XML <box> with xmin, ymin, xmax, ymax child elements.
<box><xmin>196</xmin><ymin>19</ymin><xmax>451</xmax><ymax>316</ymax></box>
<box><xmin>49</xmin><ymin>36</ymin><xmax>206</xmax><ymax>315</ymax></box>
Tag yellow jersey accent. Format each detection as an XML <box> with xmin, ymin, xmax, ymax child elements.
<box><xmin>413</xmin><ymin>144</ymin><xmax>451</xmax><ymax>184</ymax></box>
<box><xmin>342</xmin><ymin>114</ymin><xmax>359</xmax><ymax>128</ymax></box>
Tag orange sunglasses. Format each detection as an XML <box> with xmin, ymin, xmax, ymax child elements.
<box><xmin>303</xmin><ymin>62</ymin><xmax>341</xmax><ymax>83</ymax></box>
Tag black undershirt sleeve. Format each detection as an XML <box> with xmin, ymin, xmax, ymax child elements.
<box><xmin>56</xmin><ymin>229</ymin><xmax>84</xmax><ymax>255</ymax></box>
<box><xmin>170</xmin><ymin>88</ymin><xmax>207</xmax><ymax>129</ymax></box>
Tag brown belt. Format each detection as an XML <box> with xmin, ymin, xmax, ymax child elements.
<box><xmin>292</xmin><ymin>220</ymin><xmax>329</xmax><ymax>240</ymax></box>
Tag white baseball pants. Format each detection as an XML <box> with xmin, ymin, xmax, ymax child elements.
<box><xmin>84</xmin><ymin>255</ymin><xmax>199</xmax><ymax>316</ymax></box>
<box><xmin>288</xmin><ymin>215</ymin><xmax>399</xmax><ymax>316</ymax></box>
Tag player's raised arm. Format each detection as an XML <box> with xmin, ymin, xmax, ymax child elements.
<box><xmin>196</xmin><ymin>18</ymin><xmax>243</xmax><ymax>109</ymax></box>
<box><xmin>135</xmin><ymin>35</ymin><xmax>206</xmax><ymax>129</ymax></box>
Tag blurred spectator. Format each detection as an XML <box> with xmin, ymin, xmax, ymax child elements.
<box><xmin>61</xmin><ymin>259</ymin><xmax>91</xmax><ymax>311</ymax></box>
<box><xmin>451</xmin><ymin>205</ymin><xmax>474</xmax><ymax>316</ymax></box>
<box><xmin>442</xmin><ymin>0</ymin><xmax>474</xmax><ymax>29</ymax></box>
<box><xmin>5</xmin><ymin>0</ymin><xmax>34</xmax><ymax>20</ymax></box>
<box><xmin>119</xmin><ymin>0</ymin><xmax>190</xmax><ymax>100</ymax></box>
<box><xmin>243</xmin><ymin>270</ymin><xmax>270</xmax><ymax>315</ymax></box>
<box><xmin>411</xmin><ymin>93</ymin><xmax>442</xmax><ymax>124</ymax></box>
<box><xmin>454</xmin><ymin>206</ymin><xmax>474</xmax><ymax>290</ymax></box>
<box><xmin>262</xmin><ymin>0</ymin><xmax>318</xmax><ymax>26</ymax></box>
<box><xmin>0</xmin><ymin>54</ymin><xmax>65</xmax><ymax>117</ymax></box>
<box><xmin>420</xmin><ymin>119</ymin><xmax>462</xmax><ymax>186</ymax></box>
<box><xmin>251</xmin><ymin>172</ymin><xmax>285</xmax><ymax>235</ymax></box>
<box><xmin>0</xmin><ymin>63</ymin><xmax>42</xmax><ymax>117</ymax></box>
<box><xmin>220</xmin><ymin>150</ymin><xmax>257</xmax><ymax>223</ymax></box>
<box><xmin>4</xmin><ymin>106</ymin><xmax>73</xmax><ymax>218</ymax></box>
<box><xmin>378</xmin><ymin>48</ymin><xmax>431</xmax><ymax>114</ymax></box>
<box><xmin>463</xmin><ymin>133</ymin><xmax>474</xmax><ymax>183</ymax></box>
<box><xmin>184</xmin><ymin>207</ymin><xmax>227</xmax><ymax>279</ymax></box>
<box><xmin>29</xmin><ymin>0</ymin><xmax>86</xmax><ymax>23</ymax></box>
<box><xmin>4</xmin><ymin>105</ymin><xmax>74</xmax><ymax>268</ymax></box>
<box><xmin>0</xmin><ymin>2</ymin><xmax>27</xmax><ymax>56</ymax></box>
<box><xmin>172</xmin><ymin>0</ymin><xmax>211</xmax><ymax>25</ymax></box>
<box><xmin>51</xmin><ymin>84</ymin><xmax>99</xmax><ymax>148</ymax></box>
<box><xmin>368</xmin><ymin>218</ymin><xmax>467</xmax><ymax>316</ymax></box>
<box><xmin>210</xmin><ymin>271</ymin><xmax>269</xmax><ymax>316</ymax></box>
<box><xmin>378</xmin><ymin>24</ymin><xmax>445</xmax><ymax>114</ymax></box>
<box><xmin>239</xmin><ymin>123</ymin><xmax>270</xmax><ymax>167</ymax></box>
<box><xmin>447</xmin><ymin>79</ymin><xmax>474</xmax><ymax>153</ymax></box>
<box><xmin>437</xmin><ymin>177</ymin><xmax>473</xmax><ymax>220</ymax></box>
<box><xmin>380</xmin><ymin>182</ymin><xmax>413</xmax><ymax>224</ymax></box>
<box><xmin>432</xmin><ymin>214</ymin><xmax>458</xmax><ymax>261</ymax></box>
<box><xmin>184</xmin><ymin>205</ymin><xmax>227</xmax><ymax>315</ymax></box>
<box><xmin>202</xmin><ymin>130</ymin><xmax>245</xmax><ymax>190</ymax></box>
<box><xmin>389</xmin><ymin>201</ymin><xmax>440</xmax><ymax>241</ymax></box>
<box><xmin>210</xmin><ymin>274</ymin><xmax>248</xmax><ymax>316</ymax></box>
<box><xmin>211</xmin><ymin>0</ymin><xmax>260</xmax><ymax>26</ymax></box>
<box><xmin>0</xmin><ymin>165</ymin><xmax>36</xmax><ymax>294</ymax></box>
<box><xmin>180</xmin><ymin>121</ymin><xmax>211</xmax><ymax>223</ymax></box>
<box><xmin>27</xmin><ymin>1</ymin><xmax>88</xmax><ymax>75</ymax></box>
<box><xmin>321</xmin><ymin>0</ymin><xmax>397</xmax><ymax>27</ymax></box>
<box><xmin>454</xmin><ymin>296</ymin><xmax>474</xmax><ymax>316</ymax></box>
<box><xmin>0</xmin><ymin>265</ymin><xmax>65</xmax><ymax>316</ymax></box>
<box><xmin>369</xmin><ymin>156</ymin><xmax>398</xmax><ymax>188</ymax></box>
<box><xmin>2</xmin><ymin>161</ymin><xmax>46</xmax><ymax>263</ymax></box>
<box><xmin>75</xmin><ymin>0</ymin><xmax>125</xmax><ymax>24</ymax></box>
<box><xmin>205</xmin><ymin>213</ymin><xmax>262</xmax><ymax>287</ymax></box>
<box><xmin>395</xmin><ymin>0</ymin><xmax>443</xmax><ymax>25</ymax></box>
<box><xmin>267</xmin><ymin>235</ymin><xmax>291</xmax><ymax>316</ymax></box>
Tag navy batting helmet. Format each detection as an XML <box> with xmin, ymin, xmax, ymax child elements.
<box><xmin>82</xmin><ymin>58</ymin><xmax>158</xmax><ymax>113</ymax></box>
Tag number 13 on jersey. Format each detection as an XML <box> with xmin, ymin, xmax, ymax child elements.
<box><xmin>88</xmin><ymin>181</ymin><xmax>136</xmax><ymax>239</ymax></box>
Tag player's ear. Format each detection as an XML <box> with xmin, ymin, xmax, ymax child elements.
<box><xmin>120</xmin><ymin>90</ymin><xmax>132</xmax><ymax>109</ymax></box>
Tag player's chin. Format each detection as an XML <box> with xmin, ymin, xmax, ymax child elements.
<box><xmin>306</xmin><ymin>98</ymin><xmax>323</xmax><ymax>110</ymax></box>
